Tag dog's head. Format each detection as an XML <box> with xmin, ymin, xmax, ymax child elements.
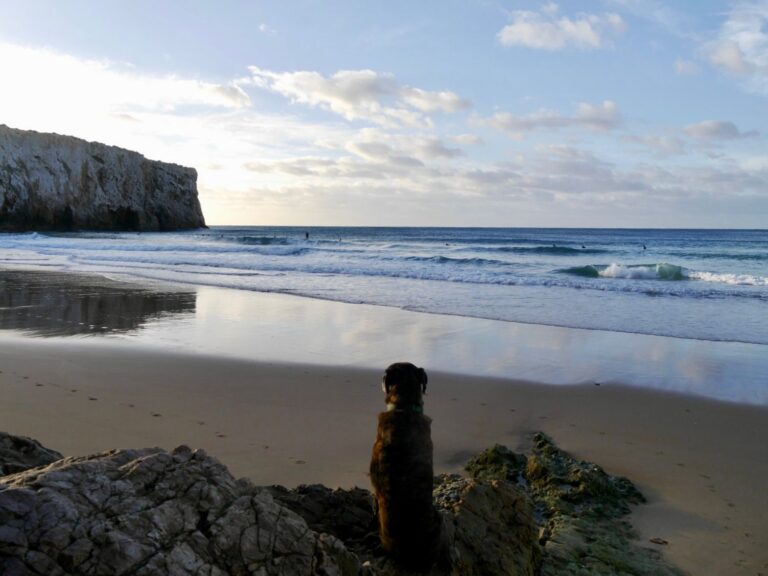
<box><xmin>382</xmin><ymin>362</ymin><xmax>428</xmax><ymax>407</ymax></box>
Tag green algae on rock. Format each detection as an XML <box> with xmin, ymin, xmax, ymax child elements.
<box><xmin>465</xmin><ymin>432</ymin><xmax>683</xmax><ymax>576</ymax></box>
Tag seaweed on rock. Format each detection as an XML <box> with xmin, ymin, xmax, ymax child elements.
<box><xmin>465</xmin><ymin>432</ymin><xmax>683</xmax><ymax>576</ymax></box>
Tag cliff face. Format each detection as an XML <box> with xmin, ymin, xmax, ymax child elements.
<box><xmin>0</xmin><ymin>125</ymin><xmax>206</xmax><ymax>231</ymax></box>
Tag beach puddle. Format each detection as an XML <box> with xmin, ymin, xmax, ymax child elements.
<box><xmin>0</xmin><ymin>270</ymin><xmax>196</xmax><ymax>337</ymax></box>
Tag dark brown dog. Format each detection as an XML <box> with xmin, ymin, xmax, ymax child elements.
<box><xmin>369</xmin><ymin>362</ymin><xmax>442</xmax><ymax>572</ymax></box>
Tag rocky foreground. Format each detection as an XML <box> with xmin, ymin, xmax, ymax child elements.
<box><xmin>0</xmin><ymin>125</ymin><xmax>206</xmax><ymax>231</ymax></box>
<box><xmin>0</xmin><ymin>431</ymin><xmax>681</xmax><ymax>575</ymax></box>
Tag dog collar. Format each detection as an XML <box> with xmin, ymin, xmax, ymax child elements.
<box><xmin>386</xmin><ymin>403</ymin><xmax>423</xmax><ymax>413</ymax></box>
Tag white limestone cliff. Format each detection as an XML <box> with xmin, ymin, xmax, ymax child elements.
<box><xmin>0</xmin><ymin>125</ymin><xmax>206</xmax><ymax>231</ymax></box>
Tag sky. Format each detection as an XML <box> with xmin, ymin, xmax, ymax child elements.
<box><xmin>0</xmin><ymin>1</ymin><xmax>766</xmax><ymax>228</ymax></box>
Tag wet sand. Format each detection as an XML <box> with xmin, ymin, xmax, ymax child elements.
<box><xmin>0</xmin><ymin>336</ymin><xmax>766</xmax><ymax>576</ymax></box>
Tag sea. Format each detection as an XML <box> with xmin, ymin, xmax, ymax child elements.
<box><xmin>0</xmin><ymin>226</ymin><xmax>766</xmax><ymax>345</ymax></box>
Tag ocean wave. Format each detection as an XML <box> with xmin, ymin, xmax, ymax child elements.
<box><xmin>689</xmin><ymin>271</ymin><xmax>768</xmax><ymax>286</ymax></box>
<box><xmin>480</xmin><ymin>246</ymin><xmax>610</xmax><ymax>256</ymax></box>
<box><xmin>671</xmin><ymin>251</ymin><xmax>768</xmax><ymax>261</ymax></box>
<box><xmin>559</xmin><ymin>263</ymin><xmax>687</xmax><ymax>280</ymax></box>
<box><xmin>404</xmin><ymin>255</ymin><xmax>507</xmax><ymax>266</ymax></box>
<box><xmin>227</xmin><ymin>235</ymin><xmax>290</xmax><ymax>246</ymax></box>
<box><xmin>558</xmin><ymin>263</ymin><xmax>768</xmax><ymax>286</ymax></box>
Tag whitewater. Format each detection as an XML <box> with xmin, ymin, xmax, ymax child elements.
<box><xmin>0</xmin><ymin>227</ymin><xmax>766</xmax><ymax>344</ymax></box>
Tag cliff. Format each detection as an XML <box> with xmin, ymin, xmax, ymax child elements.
<box><xmin>0</xmin><ymin>125</ymin><xmax>206</xmax><ymax>231</ymax></box>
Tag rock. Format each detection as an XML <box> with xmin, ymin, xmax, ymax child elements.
<box><xmin>0</xmin><ymin>124</ymin><xmax>205</xmax><ymax>231</ymax></box>
<box><xmin>0</xmin><ymin>432</ymin><xmax>684</xmax><ymax>575</ymax></box>
<box><xmin>268</xmin><ymin>484</ymin><xmax>380</xmax><ymax>556</ymax></box>
<box><xmin>465</xmin><ymin>433</ymin><xmax>683</xmax><ymax>576</ymax></box>
<box><xmin>0</xmin><ymin>445</ymin><xmax>359</xmax><ymax>575</ymax></box>
<box><xmin>433</xmin><ymin>476</ymin><xmax>540</xmax><ymax>576</ymax></box>
<box><xmin>274</xmin><ymin>477</ymin><xmax>539</xmax><ymax>576</ymax></box>
<box><xmin>0</xmin><ymin>432</ymin><xmax>63</xmax><ymax>476</ymax></box>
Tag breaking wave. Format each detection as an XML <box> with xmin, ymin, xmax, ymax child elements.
<box><xmin>559</xmin><ymin>263</ymin><xmax>768</xmax><ymax>286</ymax></box>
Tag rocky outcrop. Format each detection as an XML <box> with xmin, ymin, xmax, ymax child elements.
<box><xmin>0</xmin><ymin>432</ymin><xmax>63</xmax><ymax>476</ymax></box>
<box><xmin>0</xmin><ymin>125</ymin><xmax>206</xmax><ymax>231</ymax></box>
<box><xmin>0</xmin><ymin>432</ymin><xmax>682</xmax><ymax>576</ymax></box>
<box><xmin>465</xmin><ymin>433</ymin><xmax>684</xmax><ymax>576</ymax></box>
<box><xmin>0</xmin><ymin>445</ymin><xmax>359</xmax><ymax>576</ymax></box>
<box><xmin>270</xmin><ymin>479</ymin><xmax>540</xmax><ymax>576</ymax></box>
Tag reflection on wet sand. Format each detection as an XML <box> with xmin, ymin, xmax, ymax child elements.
<box><xmin>0</xmin><ymin>270</ymin><xmax>196</xmax><ymax>337</ymax></box>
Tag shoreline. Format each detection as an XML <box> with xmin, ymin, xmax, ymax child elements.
<box><xmin>1</xmin><ymin>267</ymin><xmax>766</xmax><ymax>406</ymax></box>
<box><xmin>1</xmin><ymin>337</ymin><xmax>766</xmax><ymax>575</ymax></box>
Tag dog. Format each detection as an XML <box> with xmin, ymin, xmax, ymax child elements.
<box><xmin>369</xmin><ymin>362</ymin><xmax>442</xmax><ymax>572</ymax></box>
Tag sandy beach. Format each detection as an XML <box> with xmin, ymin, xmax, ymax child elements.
<box><xmin>1</xmin><ymin>334</ymin><xmax>766</xmax><ymax>576</ymax></box>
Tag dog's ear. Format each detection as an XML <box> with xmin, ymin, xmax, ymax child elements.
<box><xmin>418</xmin><ymin>367</ymin><xmax>428</xmax><ymax>394</ymax></box>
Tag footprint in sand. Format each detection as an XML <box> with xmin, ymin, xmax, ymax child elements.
<box><xmin>263</xmin><ymin>445</ymin><xmax>269</xmax><ymax>450</ymax></box>
<box><xmin>216</xmin><ymin>433</ymin><xmax>226</xmax><ymax>438</ymax></box>
<box><xmin>294</xmin><ymin>460</ymin><xmax>306</xmax><ymax>465</ymax></box>
<box><xmin>89</xmin><ymin>397</ymin><xmax>98</xmax><ymax>401</ymax></box>
<box><xmin>35</xmin><ymin>383</ymin><xmax>44</xmax><ymax>387</ymax></box>
<box><xmin>127</xmin><ymin>404</ymin><xmax>135</xmax><ymax>408</ymax></box>
<box><xmin>197</xmin><ymin>421</ymin><xmax>206</xmax><ymax>426</ymax></box>
<box><xmin>152</xmin><ymin>413</ymin><xmax>162</xmax><ymax>418</ymax></box>
<box><xmin>22</xmin><ymin>376</ymin><xmax>29</xmax><ymax>380</ymax></box>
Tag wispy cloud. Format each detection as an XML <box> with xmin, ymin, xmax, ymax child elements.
<box><xmin>480</xmin><ymin>101</ymin><xmax>621</xmax><ymax>139</ymax></box>
<box><xmin>705</xmin><ymin>2</ymin><xmax>768</xmax><ymax>94</ymax></box>
<box><xmin>246</xmin><ymin>67</ymin><xmax>470</xmax><ymax>128</ymax></box>
<box><xmin>497</xmin><ymin>4</ymin><xmax>625</xmax><ymax>51</ymax></box>
<box><xmin>684</xmin><ymin>120</ymin><xmax>759</xmax><ymax>140</ymax></box>
<box><xmin>0</xmin><ymin>43</ymin><xmax>250</xmax><ymax>119</ymax></box>
<box><xmin>674</xmin><ymin>58</ymin><xmax>700</xmax><ymax>76</ymax></box>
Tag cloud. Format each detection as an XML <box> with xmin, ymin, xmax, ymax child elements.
<box><xmin>243</xmin><ymin>132</ymin><xmax>466</xmax><ymax>184</ymax></box>
<box><xmin>247</xmin><ymin>67</ymin><xmax>470</xmax><ymax>127</ymax></box>
<box><xmin>709</xmin><ymin>41</ymin><xmax>752</xmax><ymax>75</ymax></box>
<box><xmin>0</xmin><ymin>42</ymin><xmax>251</xmax><ymax>123</ymax></box>
<box><xmin>450</xmin><ymin>133</ymin><xmax>483</xmax><ymax>146</ymax></box>
<box><xmin>481</xmin><ymin>100</ymin><xmax>620</xmax><ymax>138</ymax></box>
<box><xmin>706</xmin><ymin>2</ymin><xmax>768</xmax><ymax>93</ymax></box>
<box><xmin>258</xmin><ymin>23</ymin><xmax>277</xmax><ymax>35</ymax></box>
<box><xmin>674</xmin><ymin>58</ymin><xmax>700</xmax><ymax>76</ymax></box>
<box><xmin>497</xmin><ymin>4</ymin><xmax>625</xmax><ymax>51</ymax></box>
<box><xmin>624</xmin><ymin>134</ymin><xmax>687</xmax><ymax>156</ymax></box>
<box><xmin>603</xmin><ymin>0</ymin><xmax>687</xmax><ymax>37</ymax></box>
<box><xmin>400</xmin><ymin>87</ymin><xmax>470</xmax><ymax>113</ymax></box>
<box><xmin>684</xmin><ymin>120</ymin><xmax>759</xmax><ymax>140</ymax></box>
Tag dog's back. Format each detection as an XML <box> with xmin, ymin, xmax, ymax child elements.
<box><xmin>370</xmin><ymin>363</ymin><xmax>442</xmax><ymax>572</ymax></box>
